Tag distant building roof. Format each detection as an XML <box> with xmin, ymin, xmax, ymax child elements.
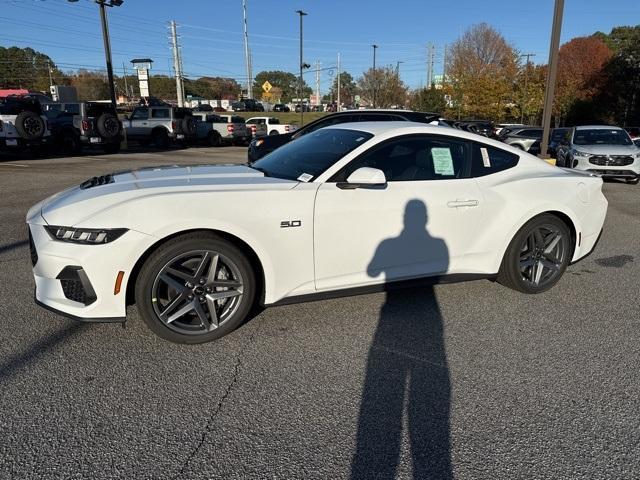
<box><xmin>130</xmin><ymin>58</ymin><xmax>153</xmax><ymax>64</ymax></box>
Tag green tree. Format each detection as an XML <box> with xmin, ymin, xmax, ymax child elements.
<box><xmin>0</xmin><ymin>46</ymin><xmax>67</xmax><ymax>91</ymax></box>
<box><xmin>69</xmin><ymin>70</ymin><xmax>110</xmax><ymax>101</ymax></box>
<box><xmin>323</xmin><ymin>71</ymin><xmax>357</xmax><ymax>106</ymax></box>
<box><xmin>196</xmin><ymin>77</ymin><xmax>241</xmax><ymax>99</ymax></box>
<box><xmin>253</xmin><ymin>70</ymin><xmax>310</xmax><ymax>103</ymax></box>
<box><xmin>410</xmin><ymin>85</ymin><xmax>446</xmax><ymax>113</ymax></box>
<box><xmin>357</xmin><ymin>66</ymin><xmax>407</xmax><ymax>108</ymax></box>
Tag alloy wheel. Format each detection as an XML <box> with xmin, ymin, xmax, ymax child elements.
<box><xmin>151</xmin><ymin>250</ymin><xmax>244</xmax><ymax>335</ymax></box>
<box><xmin>519</xmin><ymin>224</ymin><xmax>568</xmax><ymax>287</ymax></box>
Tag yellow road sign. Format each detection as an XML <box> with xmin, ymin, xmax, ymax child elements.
<box><xmin>262</xmin><ymin>81</ymin><xmax>272</xmax><ymax>93</ymax></box>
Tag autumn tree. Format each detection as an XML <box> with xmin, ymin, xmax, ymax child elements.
<box><xmin>513</xmin><ymin>63</ymin><xmax>547</xmax><ymax>124</ymax></box>
<box><xmin>197</xmin><ymin>77</ymin><xmax>241</xmax><ymax>99</ymax></box>
<box><xmin>69</xmin><ymin>70</ymin><xmax>110</xmax><ymax>101</ymax></box>
<box><xmin>445</xmin><ymin>23</ymin><xmax>518</xmax><ymax>120</ymax></box>
<box><xmin>357</xmin><ymin>66</ymin><xmax>407</xmax><ymax>108</ymax></box>
<box><xmin>253</xmin><ymin>70</ymin><xmax>310</xmax><ymax>103</ymax></box>
<box><xmin>554</xmin><ymin>36</ymin><xmax>612</xmax><ymax>124</ymax></box>
<box><xmin>324</xmin><ymin>71</ymin><xmax>358</xmax><ymax>106</ymax></box>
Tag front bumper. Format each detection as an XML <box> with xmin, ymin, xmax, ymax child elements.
<box><xmin>0</xmin><ymin>136</ymin><xmax>51</xmax><ymax>149</ymax></box>
<box><xmin>28</xmin><ymin>220</ymin><xmax>156</xmax><ymax>322</ymax></box>
<box><xmin>575</xmin><ymin>156</ymin><xmax>640</xmax><ymax>179</ymax></box>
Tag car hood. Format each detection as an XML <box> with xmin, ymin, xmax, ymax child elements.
<box><xmin>573</xmin><ymin>144</ymin><xmax>639</xmax><ymax>155</ymax></box>
<box><xmin>38</xmin><ymin>164</ymin><xmax>298</xmax><ymax>226</ymax></box>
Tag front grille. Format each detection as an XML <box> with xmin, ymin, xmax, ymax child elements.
<box><xmin>56</xmin><ymin>266</ymin><xmax>97</xmax><ymax>305</ymax></box>
<box><xmin>589</xmin><ymin>155</ymin><xmax>634</xmax><ymax>166</ymax></box>
<box><xmin>28</xmin><ymin>227</ymin><xmax>37</xmax><ymax>266</ymax></box>
<box><xmin>587</xmin><ymin>169</ymin><xmax>637</xmax><ymax>177</ymax></box>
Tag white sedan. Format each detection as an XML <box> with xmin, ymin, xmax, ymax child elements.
<box><xmin>27</xmin><ymin>122</ymin><xmax>608</xmax><ymax>343</ymax></box>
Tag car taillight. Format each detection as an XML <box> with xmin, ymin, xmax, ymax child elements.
<box><xmin>81</xmin><ymin>119</ymin><xmax>91</xmax><ymax>132</ymax></box>
<box><xmin>250</xmin><ymin>125</ymin><xmax>256</xmax><ymax>133</ymax></box>
<box><xmin>172</xmin><ymin>120</ymin><xmax>177</xmax><ymax>130</ymax></box>
<box><xmin>227</xmin><ymin>124</ymin><xmax>234</xmax><ymax>133</ymax></box>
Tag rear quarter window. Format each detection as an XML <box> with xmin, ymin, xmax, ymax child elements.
<box><xmin>471</xmin><ymin>143</ymin><xmax>519</xmax><ymax>177</ymax></box>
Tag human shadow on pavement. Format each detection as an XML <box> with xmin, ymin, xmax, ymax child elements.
<box><xmin>351</xmin><ymin>199</ymin><xmax>452</xmax><ymax>479</ymax></box>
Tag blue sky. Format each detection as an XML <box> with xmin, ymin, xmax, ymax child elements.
<box><xmin>1</xmin><ymin>0</ymin><xmax>638</xmax><ymax>94</ymax></box>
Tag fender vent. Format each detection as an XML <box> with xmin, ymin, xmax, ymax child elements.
<box><xmin>80</xmin><ymin>174</ymin><xmax>114</xmax><ymax>190</ymax></box>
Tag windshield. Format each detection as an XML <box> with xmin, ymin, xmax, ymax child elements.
<box><xmin>251</xmin><ymin>128</ymin><xmax>373</xmax><ymax>181</ymax></box>
<box><xmin>573</xmin><ymin>129</ymin><xmax>632</xmax><ymax>146</ymax></box>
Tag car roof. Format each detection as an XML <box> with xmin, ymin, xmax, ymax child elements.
<box><xmin>323</xmin><ymin>121</ymin><xmax>484</xmax><ymax>142</ymax></box>
<box><xmin>575</xmin><ymin>125</ymin><xmax>624</xmax><ymax>130</ymax></box>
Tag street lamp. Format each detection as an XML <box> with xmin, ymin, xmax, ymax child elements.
<box><xmin>372</xmin><ymin>44</ymin><xmax>378</xmax><ymax>108</ymax></box>
<box><xmin>295</xmin><ymin>10</ymin><xmax>308</xmax><ymax>125</ymax></box>
<box><xmin>68</xmin><ymin>0</ymin><xmax>123</xmax><ymax>109</ymax></box>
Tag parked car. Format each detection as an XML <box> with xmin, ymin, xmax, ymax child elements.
<box><xmin>246</xmin><ymin>116</ymin><xmax>296</xmax><ymax>136</ymax></box>
<box><xmin>244</xmin><ymin>117</ymin><xmax>268</xmax><ymax>139</ymax></box>
<box><xmin>248</xmin><ymin>109</ymin><xmax>440</xmax><ymax>162</ymax></box>
<box><xmin>28</xmin><ymin>122</ymin><xmax>608</xmax><ymax>344</ymax></box>
<box><xmin>547</xmin><ymin>127</ymin><xmax>571</xmax><ymax>157</ymax></box>
<box><xmin>231</xmin><ymin>99</ymin><xmax>264</xmax><ymax>112</ymax></box>
<box><xmin>217</xmin><ymin>114</ymin><xmax>250</xmax><ymax>145</ymax></box>
<box><xmin>43</xmin><ymin>102</ymin><xmax>121</xmax><ymax>155</ymax></box>
<box><xmin>495</xmin><ymin>123</ymin><xmax>524</xmax><ymax>137</ymax></box>
<box><xmin>273</xmin><ymin>103</ymin><xmax>290</xmax><ymax>112</ymax></box>
<box><xmin>123</xmin><ymin>106</ymin><xmax>197</xmax><ymax>149</ymax></box>
<box><xmin>556</xmin><ymin>125</ymin><xmax>640</xmax><ymax>184</ymax></box>
<box><xmin>294</xmin><ymin>103</ymin><xmax>311</xmax><ymax>113</ymax></box>
<box><xmin>454</xmin><ymin>120</ymin><xmax>497</xmax><ymax>138</ymax></box>
<box><xmin>0</xmin><ymin>95</ymin><xmax>51</xmax><ymax>154</ymax></box>
<box><xmin>502</xmin><ymin>127</ymin><xmax>542</xmax><ymax>152</ymax></box>
<box><xmin>192</xmin><ymin>112</ymin><xmax>248</xmax><ymax>146</ymax></box>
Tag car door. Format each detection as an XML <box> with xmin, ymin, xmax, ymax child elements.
<box><xmin>127</xmin><ymin>107</ymin><xmax>149</xmax><ymax>137</ymax></box>
<box><xmin>313</xmin><ymin>134</ymin><xmax>483</xmax><ymax>291</ymax></box>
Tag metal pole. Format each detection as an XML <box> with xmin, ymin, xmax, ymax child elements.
<box><xmin>122</xmin><ymin>61</ymin><xmax>128</xmax><ymax>100</ymax></box>
<box><xmin>372</xmin><ymin>44</ymin><xmax>378</xmax><ymax>108</ymax></box>
<box><xmin>296</xmin><ymin>10</ymin><xmax>307</xmax><ymax>125</ymax></box>
<box><xmin>242</xmin><ymin>0</ymin><xmax>253</xmax><ymax>99</ymax></box>
<box><xmin>337</xmin><ymin>52</ymin><xmax>341</xmax><ymax>111</ymax></box>
<box><xmin>98</xmin><ymin>0</ymin><xmax>117</xmax><ymax>109</ymax></box>
<box><xmin>315</xmin><ymin>60</ymin><xmax>320</xmax><ymax>108</ymax></box>
<box><xmin>539</xmin><ymin>0</ymin><xmax>564</xmax><ymax>158</ymax></box>
<box><xmin>170</xmin><ymin>20</ymin><xmax>184</xmax><ymax>107</ymax></box>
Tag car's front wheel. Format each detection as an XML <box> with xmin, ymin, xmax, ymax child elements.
<box><xmin>135</xmin><ymin>232</ymin><xmax>256</xmax><ymax>343</ymax></box>
<box><xmin>497</xmin><ymin>214</ymin><xmax>572</xmax><ymax>294</ymax></box>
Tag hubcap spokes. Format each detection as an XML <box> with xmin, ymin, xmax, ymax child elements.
<box><xmin>519</xmin><ymin>225</ymin><xmax>566</xmax><ymax>287</ymax></box>
<box><xmin>152</xmin><ymin>250</ymin><xmax>244</xmax><ymax>334</ymax></box>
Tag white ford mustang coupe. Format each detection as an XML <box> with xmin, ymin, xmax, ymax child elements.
<box><xmin>27</xmin><ymin>123</ymin><xmax>608</xmax><ymax>343</ymax></box>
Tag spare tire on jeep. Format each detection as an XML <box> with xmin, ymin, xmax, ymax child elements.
<box><xmin>15</xmin><ymin>111</ymin><xmax>45</xmax><ymax>140</ymax></box>
<box><xmin>181</xmin><ymin>116</ymin><xmax>197</xmax><ymax>136</ymax></box>
<box><xmin>96</xmin><ymin>113</ymin><xmax>120</xmax><ymax>138</ymax></box>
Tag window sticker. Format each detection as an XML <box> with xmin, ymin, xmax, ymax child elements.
<box><xmin>431</xmin><ymin>148</ymin><xmax>455</xmax><ymax>175</ymax></box>
<box><xmin>297</xmin><ymin>173</ymin><xmax>313</xmax><ymax>182</ymax></box>
<box><xmin>480</xmin><ymin>147</ymin><xmax>491</xmax><ymax>167</ymax></box>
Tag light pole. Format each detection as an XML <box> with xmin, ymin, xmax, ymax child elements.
<box><xmin>372</xmin><ymin>44</ymin><xmax>378</xmax><ymax>107</ymax></box>
<box><xmin>296</xmin><ymin>10</ymin><xmax>308</xmax><ymax>125</ymax></box>
<box><xmin>539</xmin><ymin>0</ymin><xmax>564</xmax><ymax>158</ymax></box>
<box><xmin>68</xmin><ymin>0</ymin><xmax>123</xmax><ymax>110</ymax></box>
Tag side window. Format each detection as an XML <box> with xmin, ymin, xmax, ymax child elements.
<box><xmin>131</xmin><ymin>107</ymin><xmax>149</xmax><ymax>120</ymax></box>
<box><xmin>64</xmin><ymin>104</ymin><xmax>80</xmax><ymax>115</ymax></box>
<box><xmin>470</xmin><ymin>143</ymin><xmax>519</xmax><ymax>177</ymax></box>
<box><xmin>151</xmin><ymin>108</ymin><xmax>170</xmax><ymax>119</ymax></box>
<box><xmin>334</xmin><ymin>135</ymin><xmax>471</xmax><ymax>182</ymax></box>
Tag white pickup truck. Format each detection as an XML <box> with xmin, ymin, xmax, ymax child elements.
<box><xmin>245</xmin><ymin>116</ymin><xmax>297</xmax><ymax>136</ymax></box>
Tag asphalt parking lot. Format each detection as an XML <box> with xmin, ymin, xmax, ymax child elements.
<box><xmin>1</xmin><ymin>146</ymin><xmax>639</xmax><ymax>479</ymax></box>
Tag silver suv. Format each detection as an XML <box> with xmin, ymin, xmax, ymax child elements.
<box><xmin>557</xmin><ymin>125</ymin><xmax>640</xmax><ymax>184</ymax></box>
<box><xmin>123</xmin><ymin>106</ymin><xmax>196</xmax><ymax>149</ymax></box>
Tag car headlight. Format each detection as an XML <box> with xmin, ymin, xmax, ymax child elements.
<box><xmin>44</xmin><ymin>226</ymin><xmax>128</xmax><ymax>244</ymax></box>
<box><xmin>573</xmin><ymin>150</ymin><xmax>590</xmax><ymax>158</ymax></box>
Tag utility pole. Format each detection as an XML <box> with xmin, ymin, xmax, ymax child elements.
<box><xmin>372</xmin><ymin>44</ymin><xmax>378</xmax><ymax>108</ymax></box>
<box><xmin>242</xmin><ymin>0</ymin><xmax>253</xmax><ymax>99</ymax></box>
<box><xmin>520</xmin><ymin>53</ymin><xmax>536</xmax><ymax>124</ymax></box>
<box><xmin>170</xmin><ymin>20</ymin><xmax>184</xmax><ymax>107</ymax></box>
<box><xmin>539</xmin><ymin>0</ymin><xmax>564</xmax><ymax>158</ymax></box>
<box><xmin>295</xmin><ymin>10</ymin><xmax>307</xmax><ymax>125</ymax></box>
<box><xmin>429</xmin><ymin>43</ymin><xmax>435</xmax><ymax>87</ymax></box>
<box><xmin>315</xmin><ymin>60</ymin><xmax>320</xmax><ymax>108</ymax></box>
<box><xmin>337</xmin><ymin>52</ymin><xmax>341</xmax><ymax>112</ymax></box>
<box><xmin>395</xmin><ymin>61</ymin><xmax>404</xmax><ymax>75</ymax></box>
<box><xmin>122</xmin><ymin>61</ymin><xmax>128</xmax><ymax>99</ymax></box>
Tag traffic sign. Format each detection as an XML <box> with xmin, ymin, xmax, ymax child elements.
<box><xmin>262</xmin><ymin>81</ymin><xmax>272</xmax><ymax>93</ymax></box>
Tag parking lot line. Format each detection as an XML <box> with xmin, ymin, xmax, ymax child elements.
<box><xmin>0</xmin><ymin>163</ymin><xmax>29</xmax><ymax>167</ymax></box>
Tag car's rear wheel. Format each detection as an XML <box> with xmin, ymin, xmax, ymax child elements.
<box><xmin>269</xmin><ymin>130</ymin><xmax>279</xmax><ymax>136</ymax></box>
<box><xmin>135</xmin><ymin>233</ymin><xmax>256</xmax><ymax>344</ymax></box>
<box><xmin>497</xmin><ymin>214</ymin><xmax>571</xmax><ymax>294</ymax></box>
<box><xmin>152</xmin><ymin>129</ymin><xmax>170</xmax><ymax>149</ymax></box>
<box><xmin>208</xmin><ymin>131</ymin><xmax>222</xmax><ymax>147</ymax></box>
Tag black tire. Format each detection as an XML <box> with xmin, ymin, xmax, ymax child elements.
<box><xmin>135</xmin><ymin>232</ymin><xmax>256</xmax><ymax>344</ymax></box>
<box><xmin>269</xmin><ymin>130</ymin><xmax>279</xmax><ymax>136</ymax></box>
<box><xmin>59</xmin><ymin>132</ymin><xmax>81</xmax><ymax>156</ymax></box>
<box><xmin>15</xmin><ymin>111</ymin><xmax>45</xmax><ymax>140</ymax></box>
<box><xmin>152</xmin><ymin>128</ymin><xmax>170</xmax><ymax>149</ymax></box>
<box><xmin>181</xmin><ymin>116</ymin><xmax>197</xmax><ymax>136</ymax></box>
<box><xmin>103</xmin><ymin>142</ymin><xmax>121</xmax><ymax>154</ymax></box>
<box><xmin>208</xmin><ymin>131</ymin><xmax>222</xmax><ymax>147</ymax></box>
<box><xmin>96</xmin><ymin>113</ymin><xmax>120</xmax><ymax>138</ymax></box>
<box><xmin>497</xmin><ymin>214</ymin><xmax>572</xmax><ymax>294</ymax></box>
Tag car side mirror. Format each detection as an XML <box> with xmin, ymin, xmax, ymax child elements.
<box><xmin>337</xmin><ymin>167</ymin><xmax>387</xmax><ymax>190</ymax></box>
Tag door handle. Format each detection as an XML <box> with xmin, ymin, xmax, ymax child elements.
<box><xmin>447</xmin><ymin>200</ymin><xmax>479</xmax><ymax>208</ymax></box>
